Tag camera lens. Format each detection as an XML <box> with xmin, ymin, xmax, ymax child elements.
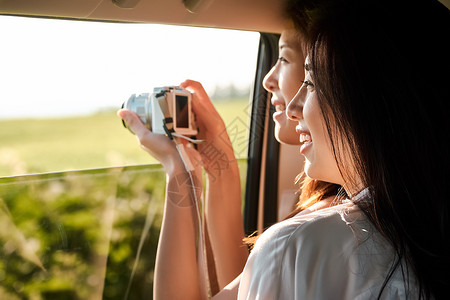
<box><xmin>121</xmin><ymin>93</ymin><xmax>153</xmax><ymax>132</ymax></box>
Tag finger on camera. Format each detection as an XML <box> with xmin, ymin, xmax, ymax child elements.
<box><xmin>180</xmin><ymin>80</ymin><xmax>214</xmax><ymax>111</ymax></box>
<box><xmin>180</xmin><ymin>79</ymin><xmax>206</xmax><ymax>98</ymax></box>
<box><xmin>117</xmin><ymin>109</ymin><xmax>149</xmax><ymax>139</ymax></box>
<box><xmin>180</xmin><ymin>80</ymin><xmax>222</xmax><ymax>129</ymax></box>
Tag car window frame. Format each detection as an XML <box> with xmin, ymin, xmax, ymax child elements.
<box><xmin>244</xmin><ymin>33</ymin><xmax>280</xmax><ymax>235</ymax></box>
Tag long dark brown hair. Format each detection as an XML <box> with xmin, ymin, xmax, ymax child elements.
<box><xmin>286</xmin><ymin>0</ymin><xmax>450</xmax><ymax>298</ymax></box>
<box><xmin>290</xmin><ymin>175</ymin><xmax>341</xmax><ymax>217</ymax></box>
<box><xmin>244</xmin><ymin>176</ymin><xmax>340</xmax><ymax>249</ymax></box>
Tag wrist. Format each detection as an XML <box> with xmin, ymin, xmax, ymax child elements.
<box><xmin>162</xmin><ymin>154</ymin><xmax>187</xmax><ymax>177</ymax></box>
<box><xmin>166</xmin><ymin>167</ymin><xmax>203</xmax><ymax>208</ymax></box>
<box><xmin>199</xmin><ymin>138</ymin><xmax>237</xmax><ymax>170</ymax></box>
<box><xmin>205</xmin><ymin>160</ymin><xmax>239</xmax><ymax>181</ymax></box>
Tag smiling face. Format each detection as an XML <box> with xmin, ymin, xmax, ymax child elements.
<box><xmin>263</xmin><ymin>26</ymin><xmax>305</xmax><ymax>145</ymax></box>
<box><xmin>286</xmin><ymin>57</ymin><xmax>344</xmax><ymax>186</ymax></box>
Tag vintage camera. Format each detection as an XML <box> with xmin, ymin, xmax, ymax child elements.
<box><xmin>122</xmin><ymin>86</ymin><xmax>197</xmax><ymax>137</ymax></box>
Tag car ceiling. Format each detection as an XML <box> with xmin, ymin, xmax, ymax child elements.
<box><xmin>0</xmin><ymin>0</ymin><xmax>286</xmax><ymax>33</ymax></box>
<box><xmin>0</xmin><ymin>0</ymin><xmax>448</xmax><ymax>34</ymax></box>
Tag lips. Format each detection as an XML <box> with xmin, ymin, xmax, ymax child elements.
<box><xmin>296</xmin><ymin>125</ymin><xmax>312</xmax><ymax>154</ymax></box>
<box><xmin>271</xmin><ymin>98</ymin><xmax>286</xmax><ymax>112</ymax></box>
<box><xmin>271</xmin><ymin>97</ymin><xmax>287</xmax><ymax>124</ymax></box>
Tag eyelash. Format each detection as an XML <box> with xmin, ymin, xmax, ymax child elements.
<box><xmin>302</xmin><ymin>80</ymin><xmax>314</xmax><ymax>87</ymax></box>
<box><xmin>278</xmin><ymin>56</ymin><xmax>289</xmax><ymax>63</ymax></box>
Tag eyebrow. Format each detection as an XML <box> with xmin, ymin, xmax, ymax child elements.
<box><xmin>304</xmin><ymin>63</ymin><xmax>311</xmax><ymax>71</ymax></box>
<box><xmin>279</xmin><ymin>43</ymin><xmax>293</xmax><ymax>50</ymax></box>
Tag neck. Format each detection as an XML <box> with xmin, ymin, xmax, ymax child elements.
<box><xmin>342</xmin><ymin>179</ymin><xmax>366</xmax><ymax>199</ymax></box>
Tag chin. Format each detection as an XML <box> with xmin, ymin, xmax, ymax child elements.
<box><xmin>303</xmin><ymin>160</ymin><xmax>323</xmax><ymax>182</ymax></box>
<box><xmin>275</xmin><ymin>126</ymin><xmax>300</xmax><ymax>145</ymax></box>
<box><xmin>304</xmin><ymin>160</ymin><xmax>343</xmax><ymax>186</ymax></box>
<box><xmin>303</xmin><ymin>160</ymin><xmax>313</xmax><ymax>177</ymax></box>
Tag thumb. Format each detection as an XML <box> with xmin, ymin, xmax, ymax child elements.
<box><xmin>117</xmin><ymin>109</ymin><xmax>149</xmax><ymax>139</ymax></box>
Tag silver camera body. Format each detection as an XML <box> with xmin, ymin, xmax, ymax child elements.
<box><xmin>122</xmin><ymin>86</ymin><xmax>197</xmax><ymax>137</ymax></box>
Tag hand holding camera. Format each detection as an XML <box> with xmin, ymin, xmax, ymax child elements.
<box><xmin>118</xmin><ymin>80</ymin><xmax>237</xmax><ymax>176</ymax></box>
<box><xmin>122</xmin><ymin>86</ymin><xmax>198</xmax><ymax>138</ymax></box>
<box><xmin>119</xmin><ymin>85</ymin><xmax>203</xmax><ymax>175</ymax></box>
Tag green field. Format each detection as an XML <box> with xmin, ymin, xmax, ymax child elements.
<box><xmin>0</xmin><ymin>98</ymin><xmax>251</xmax><ymax>177</ymax></box>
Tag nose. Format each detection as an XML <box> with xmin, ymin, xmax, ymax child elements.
<box><xmin>286</xmin><ymin>87</ymin><xmax>304</xmax><ymax>121</ymax></box>
<box><xmin>262</xmin><ymin>64</ymin><xmax>279</xmax><ymax>93</ymax></box>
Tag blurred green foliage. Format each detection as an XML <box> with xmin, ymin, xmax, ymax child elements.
<box><xmin>0</xmin><ymin>165</ymin><xmax>165</xmax><ymax>299</ymax></box>
<box><xmin>0</xmin><ymin>161</ymin><xmax>248</xmax><ymax>299</ymax></box>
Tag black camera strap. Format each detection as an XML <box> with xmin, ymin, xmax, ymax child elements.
<box><xmin>155</xmin><ymin>91</ymin><xmax>175</xmax><ymax>140</ymax></box>
<box><xmin>162</xmin><ymin>118</ymin><xmax>174</xmax><ymax>140</ymax></box>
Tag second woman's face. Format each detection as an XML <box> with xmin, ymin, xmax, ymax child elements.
<box><xmin>263</xmin><ymin>29</ymin><xmax>305</xmax><ymax>145</ymax></box>
<box><xmin>286</xmin><ymin>58</ymin><xmax>345</xmax><ymax>186</ymax></box>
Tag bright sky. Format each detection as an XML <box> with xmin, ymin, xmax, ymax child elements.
<box><xmin>0</xmin><ymin>16</ymin><xmax>260</xmax><ymax>119</ymax></box>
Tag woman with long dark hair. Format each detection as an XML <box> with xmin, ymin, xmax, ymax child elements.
<box><xmin>283</xmin><ymin>0</ymin><xmax>450</xmax><ymax>298</ymax></box>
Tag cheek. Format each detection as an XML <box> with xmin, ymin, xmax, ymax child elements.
<box><xmin>303</xmin><ymin>97</ymin><xmax>346</xmax><ymax>185</ymax></box>
<box><xmin>303</xmin><ymin>94</ymin><xmax>319</xmax><ymax>125</ymax></box>
<box><xmin>279</xmin><ymin>67</ymin><xmax>304</xmax><ymax>104</ymax></box>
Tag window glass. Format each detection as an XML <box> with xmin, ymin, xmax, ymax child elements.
<box><xmin>0</xmin><ymin>15</ymin><xmax>257</xmax><ymax>299</ymax></box>
<box><xmin>0</xmin><ymin>163</ymin><xmax>248</xmax><ymax>299</ymax></box>
<box><xmin>0</xmin><ymin>16</ymin><xmax>259</xmax><ymax>177</ymax></box>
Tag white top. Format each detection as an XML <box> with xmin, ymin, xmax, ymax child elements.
<box><xmin>238</xmin><ymin>196</ymin><xmax>417</xmax><ymax>299</ymax></box>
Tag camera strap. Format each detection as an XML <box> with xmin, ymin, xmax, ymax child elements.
<box><xmin>162</xmin><ymin>118</ymin><xmax>174</xmax><ymax>140</ymax></box>
<box><xmin>154</xmin><ymin>91</ymin><xmax>175</xmax><ymax>139</ymax></box>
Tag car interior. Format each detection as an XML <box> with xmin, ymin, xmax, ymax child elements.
<box><xmin>1</xmin><ymin>0</ymin><xmax>449</xmax><ymax>298</ymax></box>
